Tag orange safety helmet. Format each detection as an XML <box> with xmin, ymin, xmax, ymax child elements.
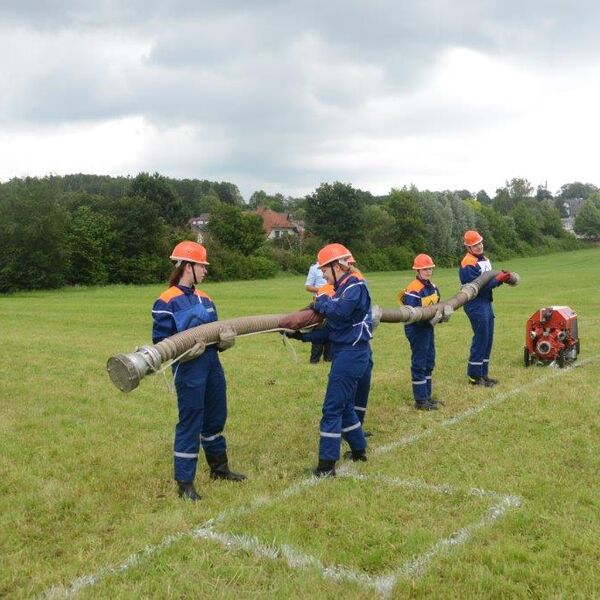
<box><xmin>317</xmin><ymin>243</ymin><xmax>353</xmax><ymax>268</ymax></box>
<box><xmin>170</xmin><ymin>241</ymin><xmax>209</xmax><ymax>265</ymax></box>
<box><xmin>463</xmin><ymin>230</ymin><xmax>483</xmax><ymax>246</ymax></box>
<box><xmin>412</xmin><ymin>254</ymin><xmax>435</xmax><ymax>270</ymax></box>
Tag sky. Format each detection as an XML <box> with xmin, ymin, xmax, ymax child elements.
<box><xmin>1</xmin><ymin>1</ymin><xmax>599</xmax><ymax>200</ymax></box>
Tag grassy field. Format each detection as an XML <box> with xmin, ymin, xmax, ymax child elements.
<box><xmin>2</xmin><ymin>247</ymin><xmax>600</xmax><ymax>598</ymax></box>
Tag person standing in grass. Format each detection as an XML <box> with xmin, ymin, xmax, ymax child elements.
<box><xmin>459</xmin><ymin>230</ymin><xmax>513</xmax><ymax>387</ymax></box>
<box><xmin>152</xmin><ymin>241</ymin><xmax>246</xmax><ymax>501</ymax></box>
<box><xmin>399</xmin><ymin>254</ymin><xmax>450</xmax><ymax>411</ymax></box>
<box><xmin>304</xmin><ymin>262</ymin><xmax>332</xmax><ymax>364</ymax></box>
<box><xmin>285</xmin><ymin>243</ymin><xmax>374</xmax><ymax>477</ymax></box>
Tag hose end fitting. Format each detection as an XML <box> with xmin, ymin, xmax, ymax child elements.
<box><xmin>107</xmin><ymin>346</ymin><xmax>162</xmax><ymax>392</ymax></box>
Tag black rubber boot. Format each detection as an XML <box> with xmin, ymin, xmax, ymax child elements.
<box><xmin>415</xmin><ymin>400</ymin><xmax>438</xmax><ymax>411</ymax></box>
<box><xmin>350</xmin><ymin>449</ymin><xmax>367</xmax><ymax>462</ymax></box>
<box><xmin>483</xmin><ymin>376</ymin><xmax>499</xmax><ymax>385</ymax></box>
<box><xmin>468</xmin><ymin>376</ymin><xmax>495</xmax><ymax>387</ymax></box>
<box><xmin>177</xmin><ymin>481</ymin><xmax>201</xmax><ymax>501</ymax></box>
<box><xmin>206</xmin><ymin>453</ymin><xmax>247</xmax><ymax>481</ymax></box>
<box><xmin>312</xmin><ymin>459</ymin><xmax>336</xmax><ymax>477</ymax></box>
<box><xmin>343</xmin><ymin>449</ymin><xmax>367</xmax><ymax>461</ymax></box>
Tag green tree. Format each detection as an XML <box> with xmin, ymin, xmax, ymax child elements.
<box><xmin>129</xmin><ymin>172</ymin><xmax>187</xmax><ymax>227</ymax></box>
<box><xmin>558</xmin><ymin>182</ymin><xmax>598</xmax><ymax>200</ymax></box>
<box><xmin>536</xmin><ymin>185</ymin><xmax>553</xmax><ymax>201</ymax></box>
<box><xmin>0</xmin><ymin>181</ymin><xmax>70</xmax><ymax>292</ymax></box>
<box><xmin>573</xmin><ymin>194</ymin><xmax>600</xmax><ymax>238</ymax></box>
<box><xmin>107</xmin><ymin>195</ymin><xmax>169</xmax><ymax>284</ymax></box>
<box><xmin>420</xmin><ymin>192</ymin><xmax>454</xmax><ymax>265</ymax></box>
<box><xmin>207</xmin><ymin>204</ymin><xmax>265</xmax><ymax>255</ymax></box>
<box><xmin>476</xmin><ymin>189</ymin><xmax>492</xmax><ymax>204</ymax></box>
<box><xmin>363</xmin><ymin>204</ymin><xmax>396</xmax><ymax>247</ymax></box>
<box><xmin>538</xmin><ymin>203</ymin><xmax>564</xmax><ymax>237</ymax></box>
<box><xmin>480</xmin><ymin>206</ymin><xmax>519</xmax><ymax>256</ymax></box>
<box><xmin>213</xmin><ymin>182</ymin><xmax>244</xmax><ymax>206</ymax></box>
<box><xmin>493</xmin><ymin>178</ymin><xmax>533</xmax><ymax>213</ymax></box>
<box><xmin>248</xmin><ymin>191</ymin><xmax>288</xmax><ymax>212</ymax></box>
<box><xmin>67</xmin><ymin>206</ymin><xmax>112</xmax><ymax>285</ymax></box>
<box><xmin>447</xmin><ymin>194</ymin><xmax>477</xmax><ymax>256</ymax></box>
<box><xmin>305</xmin><ymin>182</ymin><xmax>366</xmax><ymax>247</ymax></box>
<box><xmin>512</xmin><ymin>202</ymin><xmax>542</xmax><ymax>245</ymax></box>
<box><xmin>385</xmin><ymin>187</ymin><xmax>427</xmax><ymax>252</ymax></box>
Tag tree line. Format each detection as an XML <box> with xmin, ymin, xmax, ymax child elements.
<box><xmin>0</xmin><ymin>173</ymin><xmax>596</xmax><ymax>293</ymax></box>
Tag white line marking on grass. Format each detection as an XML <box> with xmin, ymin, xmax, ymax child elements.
<box><xmin>39</xmin><ymin>357</ymin><xmax>595</xmax><ymax>599</ymax></box>
<box><xmin>194</xmin><ymin>527</ymin><xmax>395</xmax><ymax>595</ymax></box>
<box><xmin>375</xmin><ymin>357</ymin><xmax>595</xmax><ymax>456</ymax></box>
<box><xmin>188</xmin><ymin>474</ymin><xmax>521</xmax><ymax>598</ymax></box>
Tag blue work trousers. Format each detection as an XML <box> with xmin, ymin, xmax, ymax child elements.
<box><xmin>173</xmin><ymin>349</ymin><xmax>227</xmax><ymax>482</ymax></box>
<box><xmin>319</xmin><ymin>343</ymin><xmax>370</xmax><ymax>461</ymax></box>
<box><xmin>464</xmin><ymin>301</ymin><xmax>495</xmax><ymax>378</ymax></box>
<box><xmin>405</xmin><ymin>324</ymin><xmax>435</xmax><ymax>402</ymax></box>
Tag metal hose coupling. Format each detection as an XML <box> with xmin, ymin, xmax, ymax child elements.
<box><xmin>107</xmin><ymin>345</ymin><xmax>162</xmax><ymax>393</ymax></box>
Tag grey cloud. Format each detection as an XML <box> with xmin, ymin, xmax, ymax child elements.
<box><xmin>2</xmin><ymin>0</ymin><xmax>600</xmax><ymax>195</ymax></box>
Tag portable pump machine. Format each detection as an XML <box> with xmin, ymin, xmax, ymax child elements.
<box><xmin>524</xmin><ymin>306</ymin><xmax>579</xmax><ymax>367</ymax></box>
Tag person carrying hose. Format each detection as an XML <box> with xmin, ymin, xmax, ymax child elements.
<box><xmin>284</xmin><ymin>243</ymin><xmax>374</xmax><ymax>477</ymax></box>
<box><xmin>400</xmin><ymin>253</ymin><xmax>450</xmax><ymax>411</ymax></box>
<box><xmin>459</xmin><ymin>230</ymin><xmax>514</xmax><ymax>387</ymax></box>
<box><xmin>304</xmin><ymin>261</ymin><xmax>332</xmax><ymax>364</ymax></box>
<box><xmin>152</xmin><ymin>241</ymin><xmax>245</xmax><ymax>501</ymax></box>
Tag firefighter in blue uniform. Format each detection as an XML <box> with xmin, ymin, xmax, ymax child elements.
<box><xmin>284</xmin><ymin>243</ymin><xmax>374</xmax><ymax>477</ymax></box>
<box><xmin>459</xmin><ymin>230</ymin><xmax>512</xmax><ymax>387</ymax></box>
<box><xmin>152</xmin><ymin>241</ymin><xmax>245</xmax><ymax>501</ymax></box>
<box><xmin>400</xmin><ymin>254</ymin><xmax>450</xmax><ymax>410</ymax></box>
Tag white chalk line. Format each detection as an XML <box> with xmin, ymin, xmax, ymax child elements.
<box><xmin>189</xmin><ymin>472</ymin><xmax>522</xmax><ymax>598</ymax></box>
<box><xmin>374</xmin><ymin>356</ymin><xmax>596</xmax><ymax>456</ymax></box>
<box><xmin>39</xmin><ymin>356</ymin><xmax>596</xmax><ymax>599</ymax></box>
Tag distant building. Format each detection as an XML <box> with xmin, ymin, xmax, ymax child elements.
<box><xmin>189</xmin><ymin>213</ymin><xmax>210</xmax><ymax>242</ymax></box>
<box><xmin>560</xmin><ymin>198</ymin><xmax>586</xmax><ymax>234</ymax></box>
<box><xmin>254</xmin><ymin>206</ymin><xmax>301</xmax><ymax>239</ymax></box>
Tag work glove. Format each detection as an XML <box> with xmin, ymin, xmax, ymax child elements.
<box><xmin>507</xmin><ymin>272</ymin><xmax>520</xmax><ymax>286</ymax></box>
<box><xmin>217</xmin><ymin>326</ymin><xmax>236</xmax><ymax>352</ymax></box>
<box><xmin>280</xmin><ymin>330</ymin><xmax>304</xmax><ymax>341</ymax></box>
<box><xmin>429</xmin><ymin>310</ymin><xmax>443</xmax><ymax>326</ymax></box>
<box><xmin>180</xmin><ymin>341</ymin><xmax>206</xmax><ymax>362</ymax></box>
<box><xmin>440</xmin><ymin>305</ymin><xmax>453</xmax><ymax>323</ymax></box>
<box><xmin>371</xmin><ymin>305</ymin><xmax>383</xmax><ymax>331</ymax></box>
<box><xmin>495</xmin><ymin>270</ymin><xmax>512</xmax><ymax>283</ymax></box>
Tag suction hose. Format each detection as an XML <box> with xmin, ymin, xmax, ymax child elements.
<box><xmin>107</xmin><ymin>269</ymin><xmax>518</xmax><ymax>392</ymax></box>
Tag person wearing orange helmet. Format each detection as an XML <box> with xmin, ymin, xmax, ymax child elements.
<box><xmin>152</xmin><ymin>241</ymin><xmax>245</xmax><ymax>501</ymax></box>
<box><xmin>400</xmin><ymin>254</ymin><xmax>449</xmax><ymax>410</ymax></box>
<box><xmin>284</xmin><ymin>242</ymin><xmax>373</xmax><ymax>476</ymax></box>
<box><xmin>459</xmin><ymin>230</ymin><xmax>513</xmax><ymax>387</ymax></box>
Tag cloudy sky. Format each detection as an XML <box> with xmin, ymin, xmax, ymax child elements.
<box><xmin>1</xmin><ymin>1</ymin><xmax>599</xmax><ymax>199</ymax></box>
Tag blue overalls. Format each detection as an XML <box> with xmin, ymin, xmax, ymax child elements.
<box><xmin>305</xmin><ymin>272</ymin><xmax>373</xmax><ymax>461</ymax></box>
<box><xmin>152</xmin><ymin>285</ymin><xmax>227</xmax><ymax>483</ymax></box>
<box><xmin>459</xmin><ymin>252</ymin><xmax>502</xmax><ymax>379</ymax></box>
<box><xmin>402</xmin><ymin>277</ymin><xmax>440</xmax><ymax>403</ymax></box>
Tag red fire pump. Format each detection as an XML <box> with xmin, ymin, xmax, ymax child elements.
<box><xmin>524</xmin><ymin>306</ymin><xmax>579</xmax><ymax>367</ymax></box>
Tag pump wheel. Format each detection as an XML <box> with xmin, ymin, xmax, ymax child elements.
<box><xmin>523</xmin><ymin>347</ymin><xmax>531</xmax><ymax>367</ymax></box>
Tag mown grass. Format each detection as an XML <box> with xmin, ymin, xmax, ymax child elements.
<box><xmin>1</xmin><ymin>247</ymin><xmax>600</xmax><ymax>598</ymax></box>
